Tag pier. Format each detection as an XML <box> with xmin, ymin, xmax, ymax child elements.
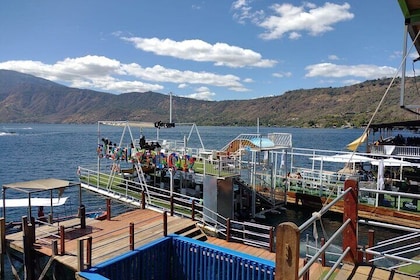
<box><xmin>1</xmin><ymin>178</ymin><xmax>419</xmax><ymax>279</ymax></box>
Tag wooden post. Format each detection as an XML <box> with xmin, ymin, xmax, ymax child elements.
<box><xmin>52</xmin><ymin>240</ymin><xmax>58</xmax><ymax>256</ymax></box>
<box><xmin>303</xmin><ymin>259</ymin><xmax>309</xmax><ymax>280</ymax></box>
<box><xmin>163</xmin><ymin>211</ymin><xmax>168</xmax><ymax>236</ymax></box>
<box><xmin>342</xmin><ymin>178</ymin><xmax>358</xmax><ymax>264</ymax></box>
<box><xmin>0</xmin><ymin>218</ymin><xmax>4</xmax><ymax>279</ymax></box>
<box><xmin>22</xmin><ymin>216</ymin><xmax>35</xmax><ymax>280</ymax></box>
<box><xmin>226</xmin><ymin>218</ymin><xmax>231</xmax><ymax>242</ymax></box>
<box><xmin>29</xmin><ymin>217</ymin><xmax>35</xmax><ymax>247</ymax></box>
<box><xmin>276</xmin><ymin>222</ymin><xmax>300</xmax><ymax>280</ymax></box>
<box><xmin>321</xmin><ymin>237</ymin><xmax>326</xmax><ymax>266</ymax></box>
<box><xmin>106</xmin><ymin>198</ymin><xmax>111</xmax><ymax>221</ymax></box>
<box><xmin>269</xmin><ymin>227</ymin><xmax>274</xmax><ymax>253</ymax></box>
<box><xmin>191</xmin><ymin>200</ymin><xmax>195</xmax><ymax>221</ymax></box>
<box><xmin>60</xmin><ymin>225</ymin><xmax>65</xmax><ymax>255</ymax></box>
<box><xmin>141</xmin><ymin>190</ymin><xmax>146</xmax><ymax>209</ymax></box>
<box><xmin>366</xmin><ymin>229</ymin><xmax>375</xmax><ymax>263</ymax></box>
<box><xmin>170</xmin><ymin>196</ymin><xmax>174</xmax><ymax>216</ymax></box>
<box><xmin>129</xmin><ymin>223</ymin><xmax>134</xmax><ymax>250</ymax></box>
<box><xmin>77</xmin><ymin>238</ymin><xmax>84</xmax><ymax>272</ymax></box>
<box><xmin>86</xmin><ymin>237</ymin><xmax>92</xmax><ymax>269</ymax></box>
<box><xmin>80</xmin><ymin>205</ymin><xmax>86</xmax><ymax>229</ymax></box>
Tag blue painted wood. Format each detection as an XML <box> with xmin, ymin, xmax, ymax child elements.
<box><xmin>80</xmin><ymin>235</ymin><xmax>275</xmax><ymax>280</ymax></box>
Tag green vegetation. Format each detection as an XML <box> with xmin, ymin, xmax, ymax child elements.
<box><xmin>2</xmin><ymin>70</ymin><xmax>419</xmax><ymax>127</ymax></box>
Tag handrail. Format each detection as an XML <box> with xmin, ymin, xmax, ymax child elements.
<box><xmin>276</xmin><ymin>179</ymin><xmax>359</xmax><ymax>280</ymax></box>
<box><xmin>323</xmin><ymin>246</ymin><xmax>351</xmax><ymax>280</ymax></box>
<box><xmin>299</xmin><ymin>187</ymin><xmax>352</xmax><ymax>231</ymax></box>
<box><xmin>79</xmin><ymin>166</ymin><xmax>274</xmax><ymax>251</ymax></box>
<box><xmin>298</xmin><ymin>218</ymin><xmax>351</xmax><ymax>278</ymax></box>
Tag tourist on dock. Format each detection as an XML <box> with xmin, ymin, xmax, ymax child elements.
<box><xmin>38</xmin><ymin>206</ymin><xmax>47</xmax><ymax>223</ymax></box>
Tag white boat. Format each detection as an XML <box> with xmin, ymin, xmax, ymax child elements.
<box><xmin>0</xmin><ymin>197</ymin><xmax>68</xmax><ymax>208</ymax></box>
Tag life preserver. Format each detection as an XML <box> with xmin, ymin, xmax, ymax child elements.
<box><xmin>188</xmin><ymin>156</ymin><xmax>195</xmax><ymax>169</ymax></box>
<box><xmin>168</xmin><ymin>153</ymin><xmax>178</xmax><ymax>169</ymax></box>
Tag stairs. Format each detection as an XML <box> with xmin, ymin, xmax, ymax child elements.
<box><xmin>175</xmin><ymin>223</ymin><xmax>208</xmax><ymax>241</ymax></box>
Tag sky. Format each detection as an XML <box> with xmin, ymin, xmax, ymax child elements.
<box><xmin>0</xmin><ymin>1</ymin><xmax>416</xmax><ymax>101</ymax></box>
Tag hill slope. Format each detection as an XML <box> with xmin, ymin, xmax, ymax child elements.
<box><xmin>1</xmin><ymin>69</ymin><xmax>419</xmax><ymax>127</ymax></box>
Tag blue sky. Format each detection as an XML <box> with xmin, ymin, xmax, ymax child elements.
<box><xmin>0</xmin><ymin>1</ymin><xmax>414</xmax><ymax>101</ymax></box>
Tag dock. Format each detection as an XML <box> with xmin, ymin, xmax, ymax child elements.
<box><xmin>4</xmin><ymin>209</ymin><xmax>201</xmax><ymax>275</ymax></box>
<box><xmin>3</xmin><ymin>206</ymin><xmax>420</xmax><ymax>279</ymax></box>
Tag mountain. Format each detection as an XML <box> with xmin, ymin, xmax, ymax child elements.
<box><xmin>1</xmin><ymin>69</ymin><xmax>419</xmax><ymax>127</ymax></box>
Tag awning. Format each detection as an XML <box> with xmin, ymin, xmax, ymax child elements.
<box><xmin>250</xmin><ymin>137</ymin><xmax>275</xmax><ymax>148</ymax></box>
<box><xmin>370</xmin><ymin>158</ymin><xmax>419</xmax><ymax>167</ymax></box>
<box><xmin>311</xmin><ymin>153</ymin><xmax>372</xmax><ymax>163</ymax></box>
<box><xmin>3</xmin><ymin>178</ymin><xmax>73</xmax><ymax>192</ymax></box>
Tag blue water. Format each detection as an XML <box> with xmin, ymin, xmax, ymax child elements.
<box><xmin>0</xmin><ymin>123</ymin><xmax>366</xmax><ymax>225</ymax></box>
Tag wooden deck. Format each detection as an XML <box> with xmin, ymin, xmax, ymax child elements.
<box><xmin>334</xmin><ymin>263</ymin><xmax>420</xmax><ymax>280</ymax></box>
<box><xmin>6</xmin><ymin>209</ymin><xmax>197</xmax><ymax>272</ymax></box>
<box><xmin>285</xmin><ymin>191</ymin><xmax>420</xmax><ymax>229</ymax></box>
<box><xmin>5</xmin><ymin>207</ymin><xmax>420</xmax><ymax>279</ymax></box>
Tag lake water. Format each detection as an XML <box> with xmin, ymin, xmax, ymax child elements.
<box><xmin>0</xmin><ymin>123</ymin><xmax>405</xmax><ymax>275</ymax></box>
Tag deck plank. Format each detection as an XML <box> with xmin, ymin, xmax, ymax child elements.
<box><xmin>5</xmin><ymin>209</ymin><xmax>198</xmax><ymax>271</ymax></box>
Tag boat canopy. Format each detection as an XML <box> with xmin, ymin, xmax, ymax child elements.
<box><xmin>249</xmin><ymin>137</ymin><xmax>275</xmax><ymax>148</ymax></box>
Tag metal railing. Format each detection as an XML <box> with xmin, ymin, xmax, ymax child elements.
<box><xmin>78</xmin><ymin>166</ymin><xmax>275</xmax><ymax>252</ymax></box>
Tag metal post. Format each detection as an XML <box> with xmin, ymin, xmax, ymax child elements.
<box><xmin>141</xmin><ymin>190</ymin><xmax>146</xmax><ymax>209</ymax></box>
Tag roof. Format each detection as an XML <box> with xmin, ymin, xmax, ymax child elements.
<box><xmin>2</xmin><ymin>178</ymin><xmax>79</xmax><ymax>193</ymax></box>
<box><xmin>399</xmin><ymin>0</ymin><xmax>420</xmax><ymax>55</ymax></box>
<box><xmin>370</xmin><ymin>120</ymin><xmax>420</xmax><ymax>131</ymax></box>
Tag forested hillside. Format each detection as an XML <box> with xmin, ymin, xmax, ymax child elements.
<box><xmin>1</xmin><ymin>69</ymin><xmax>419</xmax><ymax>127</ymax></box>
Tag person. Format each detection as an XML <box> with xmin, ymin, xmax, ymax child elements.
<box><xmin>38</xmin><ymin>206</ymin><xmax>47</xmax><ymax>223</ymax></box>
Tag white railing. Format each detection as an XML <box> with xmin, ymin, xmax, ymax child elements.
<box><xmin>78</xmin><ymin>166</ymin><xmax>274</xmax><ymax>252</ymax></box>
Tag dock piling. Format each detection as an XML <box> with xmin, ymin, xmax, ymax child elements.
<box><xmin>0</xmin><ymin>218</ymin><xmax>4</xmax><ymax>279</ymax></box>
<box><xmin>106</xmin><ymin>198</ymin><xmax>111</xmax><ymax>221</ymax></box>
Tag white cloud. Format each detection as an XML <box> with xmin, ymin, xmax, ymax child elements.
<box><xmin>183</xmin><ymin>86</ymin><xmax>216</xmax><ymax>100</ymax></box>
<box><xmin>232</xmin><ymin>2</ymin><xmax>354</xmax><ymax>40</ymax></box>
<box><xmin>273</xmin><ymin>71</ymin><xmax>292</xmax><ymax>78</ymax></box>
<box><xmin>305</xmin><ymin>63</ymin><xmax>397</xmax><ymax>79</ymax></box>
<box><xmin>121</xmin><ymin>37</ymin><xmax>277</xmax><ymax>68</ymax></box>
<box><xmin>328</xmin><ymin>55</ymin><xmax>339</xmax><ymax>60</ymax></box>
<box><xmin>0</xmin><ymin>55</ymin><xmax>248</xmax><ymax>94</ymax></box>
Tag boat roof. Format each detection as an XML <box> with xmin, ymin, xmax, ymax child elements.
<box><xmin>399</xmin><ymin>0</ymin><xmax>420</xmax><ymax>55</ymax></box>
<box><xmin>2</xmin><ymin>178</ymin><xmax>79</xmax><ymax>193</ymax></box>
<box><xmin>370</xmin><ymin>120</ymin><xmax>420</xmax><ymax>131</ymax></box>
